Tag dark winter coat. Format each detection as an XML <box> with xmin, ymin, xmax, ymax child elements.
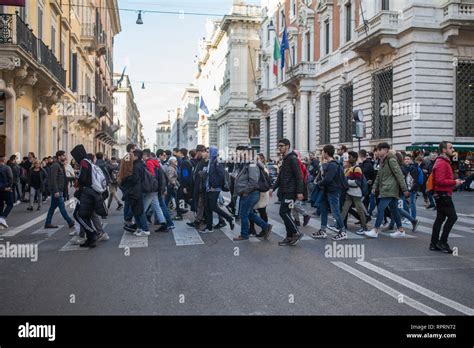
<box><xmin>272</xmin><ymin>151</ymin><xmax>304</xmax><ymax>200</ymax></box>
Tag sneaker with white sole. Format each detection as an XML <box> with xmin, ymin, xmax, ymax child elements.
<box><xmin>364</xmin><ymin>229</ymin><xmax>379</xmax><ymax>238</ymax></box>
<box><xmin>69</xmin><ymin>230</ymin><xmax>79</xmax><ymax>237</ymax></box>
<box><xmin>355</xmin><ymin>228</ymin><xmax>368</xmax><ymax>235</ymax></box>
<box><xmin>311</xmin><ymin>229</ymin><xmax>327</xmax><ymax>239</ymax></box>
<box><xmin>390</xmin><ymin>230</ymin><xmax>406</xmax><ymax>238</ymax></box>
<box><xmin>97</xmin><ymin>232</ymin><xmax>110</xmax><ymax>242</ymax></box>
<box><xmin>134</xmin><ymin>229</ymin><xmax>150</xmax><ymax>237</ymax></box>
<box><xmin>71</xmin><ymin>237</ymin><xmax>87</xmax><ymax>245</ymax></box>
<box><xmin>327</xmin><ymin>224</ymin><xmax>340</xmax><ymax>233</ymax></box>
<box><xmin>0</xmin><ymin>218</ymin><xmax>8</xmax><ymax>228</ymax></box>
<box><xmin>332</xmin><ymin>231</ymin><xmax>348</xmax><ymax>241</ymax></box>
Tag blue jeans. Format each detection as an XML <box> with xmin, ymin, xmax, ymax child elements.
<box><xmin>45</xmin><ymin>193</ymin><xmax>73</xmax><ymax>226</ymax></box>
<box><xmin>239</xmin><ymin>191</ymin><xmax>268</xmax><ymax>239</ymax></box>
<box><xmin>375</xmin><ymin>197</ymin><xmax>401</xmax><ymax>229</ymax></box>
<box><xmin>158</xmin><ymin>195</ymin><xmax>174</xmax><ymax>228</ymax></box>
<box><xmin>402</xmin><ymin>191</ymin><xmax>417</xmax><ymax>220</ymax></box>
<box><xmin>134</xmin><ymin>211</ymin><xmax>149</xmax><ymax>231</ymax></box>
<box><xmin>320</xmin><ymin>191</ymin><xmax>345</xmax><ymax>231</ymax></box>
<box><xmin>368</xmin><ymin>191</ymin><xmax>376</xmax><ymax>215</ymax></box>
<box><xmin>427</xmin><ymin>191</ymin><xmax>435</xmax><ymax>206</ymax></box>
<box><xmin>143</xmin><ymin>193</ymin><xmax>165</xmax><ymax>224</ymax></box>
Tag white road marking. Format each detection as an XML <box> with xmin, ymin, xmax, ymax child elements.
<box><xmin>416</xmin><ymin>211</ymin><xmax>474</xmax><ymax>226</ymax></box>
<box><xmin>1</xmin><ymin>199</ymin><xmax>74</xmax><ymax>237</ymax></box>
<box><xmin>412</xmin><ymin>224</ymin><xmax>464</xmax><ymax>238</ymax></box>
<box><xmin>32</xmin><ymin>225</ymin><xmax>64</xmax><ymax>238</ymax></box>
<box><xmin>331</xmin><ymin>261</ymin><xmax>444</xmax><ymax>316</ymax></box>
<box><xmin>219</xmin><ymin>224</ymin><xmax>261</xmax><ymax>243</ymax></box>
<box><xmin>357</xmin><ymin>261</ymin><xmax>474</xmax><ymax>316</ymax></box>
<box><xmin>119</xmin><ymin>229</ymin><xmax>148</xmax><ymax>248</ymax></box>
<box><xmin>59</xmin><ymin>223</ymin><xmax>109</xmax><ymax>252</ymax></box>
<box><xmin>415</xmin><ymin>216</ymin><xmax>473</xmax><ymax>234</ymax></box>
<box><xmin>172</xmin><ymin>225</ymin><xmax>204</xmax><ymax>246</ymax></box>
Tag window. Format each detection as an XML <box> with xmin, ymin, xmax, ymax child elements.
<box><xmin>291</xmin><ymin>0</ymin><xmax>297</xmax><ymax>18</ymax></box>
<box><xmin>280</xmin><ymin>8</ymin><xmax>285</xmax><ymax>29</ymax></box>
<box><xmin>50</xmin><ymin>18</ymin><xmax>56</xmax><ymax>55</ymax></box>
<box><xmin>325</xmin><ymin>20</ymin><xmax>330</xmax><ymax>55</ymax></box>
<box><xmin>372</xmin><ymin>67</ymin><xmax>393</xmax><ymax>139</ymax></box>
<box><xmin>266</xmin><ymin>117</ymin><xmax>270</xmax><ymax>158</ymax></box>
<box><xmin>37</xmin><ymin>2</ymin><xmax>44</xmax><ymax>40</ymax></box>
<box><xmin>306</xmin><ymin>31</ymin><xmax>311</xmax><ymax>61</ymax></box>
<box><xmin>346</xmin><ymin>2</ymin><xmax>352</xmax><ymax>42</ymax></box>
<box><xmin>381</xmin><ymin>0</ymin><xmax>390</xmax><ymax>11</ymax></box>
<box><xmin>291</xmin><ymin>45</ymin><xmax>296</xmax><ymax>66</ymax></box>
<box><xmin>70</xmin><ymin>53</ymin><xmax>78</xmax><ymax>92</ymax></box>
<box><xmin>277</xmin><ymin>109</ymin><xmax>284</xmax><ymax>140</ymax></box>
<box><xmin>60</xmin><ymin>37</ymin><xmax>66</xmax><ymax>68</ymax></box>
<box><xmin>456</xmin><ymin>60</ymin><xmax>474</xmax><ymax>137</ymax></box>
<box><xmin>340</xmin><ymin>84</ymin><xmax>353</xmax><ymax>143</ymax></box>
<box><xmin>319</xmin><ymin>93</ymin><xmax>331</xmax><ymax>145</ymax></box>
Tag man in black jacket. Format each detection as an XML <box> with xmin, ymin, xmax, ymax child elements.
<box><xmin>187</xmin><ymin>145</ymin><xmax>208</xmax><ymax>229</ymax></box>
<box><xmin>359</xmin><ymin>149</ymin><xmax>376</xmax><ymax>212</ymax></box>
<box><xmin>270</xmin><ymin>139</ymin><xmax>305</xmax><ymax>246</ymax></box>
<box><xmin>44</xmin><ymin>151</ymin><xmax>75</xmax><ymax>229</ymax></box>
<box><xmin>175</xmin><ymin>148</ymin><xmax>192</xmax><ymax>220</ymax></box>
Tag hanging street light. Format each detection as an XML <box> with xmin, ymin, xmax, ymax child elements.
<box><xmin>136</xmin><ymin>11</ymin><xmax>144</xmax><ymax>25</ymax></box>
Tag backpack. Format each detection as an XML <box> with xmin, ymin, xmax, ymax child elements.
<box><xmin>142</xmin><ymin>169</ymin><xmax>158</xmax><ymax>193</ymax></box>
<box><xmin>426</xmin><ymin>173</ymin><xmax>434</xmax><ymax>193</ymax></box>
<box><xmin>336</xmin><ymin>162</ymin><xmax>349</xmax><ymax>191</ymax></box>
<box><xmin>354</xmin><ymin>165</ymin><xmax>369</xmax><ymax>196</ymax></box>
<box><xmin>257</xmin><ymin>166</ymin><xmax>272</xmax><ymax>193</ymax></box>
<box><xmin>85</xmin><ymin>160</ymin><xmax>107</xmax><ymax>193</ymax></box>
<box><xmin>417</xmin><ymin>165</ymin><xmax>424</xmax><ymax>186</ymax></box>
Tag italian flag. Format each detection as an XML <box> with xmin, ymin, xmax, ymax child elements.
<box><xmin>273</xmin><ymin>37</ymin><xmax>281</xmax><ymax>76</ymax></box>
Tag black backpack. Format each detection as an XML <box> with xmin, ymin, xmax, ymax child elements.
<box><xmin>142</xmin><ymin>169</ymin><xmax>158</xmax><ymax>193</ymax></box>
<box><xmin>257</xmin><ymin>166</ymin><xmax>272</xmax><ymax>192</ymax></box>
<box><xmin>336</xmin><ymin>162</ymin><xmax>349</xmax><ymax>191</ymax></box>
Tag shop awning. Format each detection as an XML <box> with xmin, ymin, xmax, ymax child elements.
<box><xmin>406</xmin><ymin>143</ymin><xmax>474</xmax><ymax>152</ymax></box>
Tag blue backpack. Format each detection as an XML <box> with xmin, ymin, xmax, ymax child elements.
<box><xmin>417</xmin><ymin>165</ymin><xmax>424</xmax><ymax>186</ymax></box>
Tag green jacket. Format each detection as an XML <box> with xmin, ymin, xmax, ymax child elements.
<box><xmin>373</xmin><ymin>152</ymin><xmax>407</xmax><ymax>199</ymax></box>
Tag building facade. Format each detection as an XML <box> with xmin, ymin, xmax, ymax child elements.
<box><xmin>155</xmin><ymin>118</ymin><xmax>171</xmax><ymax>151</ymax></box>
<box><xmin>0</xmin><ymin>0</ymin><xmax>121</xmax><ymax>159</ymax></box>
<box><xmin>169</xmin><ymin>107</ymin><xmax>183</xmax><ymax>149</ymax></box>
<box><xmin>255</xmin><ymin>0</ymin><xmax>474</xmax><ymax>160</ymax></box>
<box><xmin>113</xmin><ymin>73</ymin><xmax>143</xmax><ymax>158</ymax></box>
<box><xmin>196</xmin><ymin>0</ymin><xmax>262</xmax><ymax>157</ymax></box>
<box><xmin>180</xmin><ymin>85</ymin><xmax>199</xmax><ymax>150</ymax></box>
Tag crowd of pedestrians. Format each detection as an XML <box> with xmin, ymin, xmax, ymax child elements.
<box><xmin>0</xmin><ymin>140</ymin><xmax>470</xmax><ymax>252</ymax></box>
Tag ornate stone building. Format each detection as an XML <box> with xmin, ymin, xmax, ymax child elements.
<box><xmin>255</xmin><ymin>0</ymin><xmax>474</xmax><ymax>160</ymax></box>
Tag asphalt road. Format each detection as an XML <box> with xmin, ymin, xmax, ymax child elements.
<box><xmin>0</xmin><ymin>191</ymin><xmax>473</xmax><ymax>315</ymax></box>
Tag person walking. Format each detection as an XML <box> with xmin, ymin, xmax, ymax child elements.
<box><xmin>365</xmin><ymin>143</ymin><xmax>409</xmax><ymax>238</ymax></box>
<box><xmin>142</xmin><ymin>149</ymin><xmax>166</xmax><ymax>227</ymax></box>
<box><xmin>27</xmin><ymin>160</ymin><xmax>47</xmax><ymax>211</ymax></box>
<box><xmin>430</xmin><ymin>142</ymin><xmax>464</xmax><ymax>253</ymax></box>
<box><xmin>311</xmin><ymin>145</ymin><xmax>347</xmax><ymax>241</ymax></box>
<box><xmin>106</xmin><ymin>157</ymin><xmax>123</xmax><ymax>210</ymax></box>
<box><xmin>270</xmin><ymin>139</ymin><xmax>305</xmax><ymax>246</ymax></box>
<box><xmin>200</xmin><ymin>147</ymin><xmax>235</xmax><ymax>233</ymax></box>
<box><xmin>187</xmin><ymin>145</ymin><xmax>208</xmax><ymax>229</ymax></box>
<box><xmin>44</xmin><ymin>151</ymin><xmax>75</xmax><ymax>229</ymax></box>
<box><xmin>130</xmin><ymin>149</ymin><xmax>150</xmax><ymax>237</ymax></box>
<box><xmin>7</xmin><ymin>155</ymin><xmax>21</xmax><ymax>204</ymax></box>
<box><xmin>175</xmin><ymin>148</ymin><xmax>192</xmax><ymax>220</ymax></box>
<box><xmin>165</xmin><ymin>157</ymin><xmax>179</xmax><ymax>211</ymax></box>
<box><xmin>0</xmin><ymin>155</ymin><xmax>14</xmax><ymax>229</ymax></box>
<box><xmin>119</xmin><ymin>144</ymin><xmax>136</xmax><ymax>231</ymax></box>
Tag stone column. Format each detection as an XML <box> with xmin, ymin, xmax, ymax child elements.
<box><xmin>298</xmin><ymin>90</ymin><xmax>309</xmax><ymax>155</ymax></box>
<box><xmin>309</xmin><ymin>91</ymin><xmax>317</xmax><ymax>153</ymax></box>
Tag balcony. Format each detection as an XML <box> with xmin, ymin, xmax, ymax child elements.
<box><xmin>254</xmin><ymin>88</ymin><xmax>273</xmax><ymax>113</ymax></box>
<box><xmin>80</xmin><ymin>22</ymin><xmax>99</xmax><ymax>52</ymax></box>
<box><xmin>96</xmin><ymin>120</ymin><xmax>118</xmax><ymax>146</ymax></box>
<box><xmin>440</xmin><ymin>0</ymin><xmax>474</xmax><ymax>40</ymax></box>
<box><xmin>282</xmin><ymin>61</ymin><xmax>317</xmax><ymax>87</ymax></box>
<box><xmin>0</xmin><ymin>13</ymin><xmax>66</xmax><ymax>88</ymax></box>
<box><xmin>352</xmin><ymin>11</ymin><xmax>400</xmax><ymax>60</ymax></box>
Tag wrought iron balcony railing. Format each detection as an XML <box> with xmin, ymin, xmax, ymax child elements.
<box><xmin>0</xmin><ymin>13</ymin><xmax>66</xmax><ymax>88</ymax></box>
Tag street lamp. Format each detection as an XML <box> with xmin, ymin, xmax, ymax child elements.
<box><xmin>136</xmin><ymin>11</ymin><xmax>144</xmax><ymax>25</ymax></box>
<box><xmin>352</xmin><ymin>110</ymin><xmax>365</xmax><ymax>150</ymax></box>
<box><xmin>267</xmin><ymin>20</ymin><xmax>275</xmax><ymax>32</ymax></box>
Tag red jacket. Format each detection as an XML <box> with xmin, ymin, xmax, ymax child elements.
<box><xmin>145</xmin><ymin>158</ymin><xmax>160</xmax><ymax>177</ymax></box>
<box><xmin>433</xmin><ymin>156</ymin><xmax>456</xmax><ymax>196</ymax></box>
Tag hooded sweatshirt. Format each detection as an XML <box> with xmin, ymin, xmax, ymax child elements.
<box><xmin>206</xmin><ymin>147</ymin><xmax>224</xmax><ymax>191</ymax></box>
<box><xmin>145</xmin><ymin>157</ymin><xmax>160</xmax><ymax>177</ymax></box>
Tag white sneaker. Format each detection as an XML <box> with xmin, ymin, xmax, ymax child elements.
<box><xmin>364</xmin><ymin>229</ymin><xmax>379</xmax><ymax>238</ymax></box>
<box><xmin>97</xmin><ymin>232</ymin><xmax>110</xmax><ymax>242</ymax></box>
<box><xmin>69</xmin><ymin>230</ymin><xmax>79</xmax><ymax>236</ymax></box>
<box><xmin>402</xmin><ymin>219</ymin><xmax>411</xmax><ymax>227</ymax></box>
<box><xmin>134</xmin><ymin>229</ymin><xmax>150</xmax><ymax>237</ymax></box>
<box><xmin>0</xmin><ymin>218</ymin><xmax>8</xmax><ymax>228</ymax></box>
<box><xmin>71</xmin><ymin>237</ymin><xmax>86</xmax><ymax>245</ymax></box>
<box><xmin>390</xmin><ymin>231</ymin><xmax>406</xmax><ymax>238</ymax></box>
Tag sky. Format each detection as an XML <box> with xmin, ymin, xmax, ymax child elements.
<box><xmin>114</xmin><ymin>0</ymin><xmax>260</xmax><ymax>148</ymax></box>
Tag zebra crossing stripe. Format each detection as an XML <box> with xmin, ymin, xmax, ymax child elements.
<box><xmin>413</xmin><ymin>224</ymin><xmax>464</xmax><ymax>238</ymax></box>
<box><xmin>417</xmin><ymin>210</ymin><xmax>474</xmax><ymax>226</ymax></box>
<box><xmin>32</xmin><ymin>225</ymin><xmax>65</xmax><ymax>238</ymax></box>
<box><xmin>172</xmin><ymin>224</ymin><xmax>204</xmax><ymax>246</ymax></box>
<box><xmin>219</xmin><ymin>223</ymin><xmax>261</xmax><ymax>243</ymax></box>
<box><xmin>267</xmin><ymin>217</ymin><xmax>313</xmax><ymax>241</ymax></box>
<box><xmin>332</xmin><ymin>261</ymin><xmax>444</xmax><ymax>316</ymax></box>
<box><xmin>357</xmin><ymin>261</ymin><xmax>474</xmax><ymax>316</ymax></box>
<box><xmin>415</xmin><ymin>216</ymin><xmax>473</xmax><ymax>234</ymax></box>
